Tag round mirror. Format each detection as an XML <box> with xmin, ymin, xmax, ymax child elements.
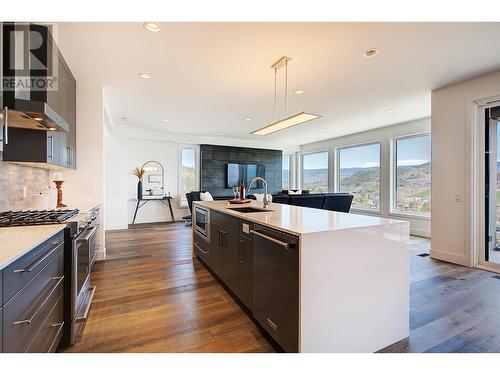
<box><xmin>141</xmin><ymin>160</ymin><xmax>165</xmax><ymax>198</ymax></box>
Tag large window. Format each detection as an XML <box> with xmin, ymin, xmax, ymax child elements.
<box><xmin>282</xmin><ymin>154</ymin><xmax>291</xmax><ymax>189</ymax></box>
<box><xmin>338</xmin><ymin>143</ymin><xmax>381</xmax><ymax>210</ymax></box>
<box><xmin>179</xmin><ymin>147</ymin><xmax>197</xmax><ymax>207</ymax></box>
<box><xmin>393</xmin><ymin>134</ymin><xmax>431</xmax><ymax>216</ymax></box>
<box><xmin>302</xmin><ymin>151</ymin><xmax>329</xmax><ymax>193</ymax></box>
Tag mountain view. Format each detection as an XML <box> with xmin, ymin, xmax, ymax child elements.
<box><xmin>303</xmin><ymin>162</ymin><xmax>431</xmax><ymax>213</ymax></box>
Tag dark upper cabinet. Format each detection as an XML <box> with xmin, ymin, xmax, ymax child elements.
<box><xmin>1</xmin><ymin>22</ymin><xmax>76</xmax><ymax>169</ymax></box>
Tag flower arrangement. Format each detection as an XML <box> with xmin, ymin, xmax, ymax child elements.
<box><xmin>132</xmin><ymin>167</ymin><xmax>145</xmax><ymax>181</ymax></box>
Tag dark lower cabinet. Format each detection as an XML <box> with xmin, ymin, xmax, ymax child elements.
<box><xmin>1</xmin><ymin>229</ymin><xmax>65</xmax><ymax>353</ymax></box>
<box><xmin>237</xmin><ymin>235</ymin><xmax>253</xmax><ymax>310</ymax></box>
<box><xmin>252</xmin><ymin>224</ymin><xmax>299</xmax><ymax>353</ymax></box>
<box><xmin>197</xmin><ymin>209</ymin><xmax>299</xmax><ymax>352</ymax></box>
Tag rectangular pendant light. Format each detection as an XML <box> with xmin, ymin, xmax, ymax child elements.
<box><xmin>251</xmin><ymin>112</ymin><xmax>321</xmax><ymax>136</ymax></box>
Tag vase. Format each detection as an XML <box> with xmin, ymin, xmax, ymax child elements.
<box><xmin>137</xmin><ymin>180</ymin><xmax>143</xmax><ymax>200</ymax></box>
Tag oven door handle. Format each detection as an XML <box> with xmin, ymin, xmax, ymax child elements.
<box><xmin>76</xmin><ymin>225</ymin><xmax>99</xmax><ymax>243</ymax></box>
<box><xmin>75</xmin><ymin>286</ymin><xmax>96</xmax><ymax>323</ymax></box>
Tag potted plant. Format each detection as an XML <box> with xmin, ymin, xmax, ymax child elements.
<box><xmin>132</xmin><ymin>167</ymin><xmax>145</xmax><ymax>200</ymax></box>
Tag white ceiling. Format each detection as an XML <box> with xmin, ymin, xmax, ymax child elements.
<box><xmin>58</xmin><ymin>22</ymin><xmax>500</xmax><ymax>147</ymax></box>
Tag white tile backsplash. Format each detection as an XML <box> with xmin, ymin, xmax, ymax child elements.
<box><xmin>0</xmin><ymin>153</ymin><xmax>50</xmax><ymax>211</ymax></box>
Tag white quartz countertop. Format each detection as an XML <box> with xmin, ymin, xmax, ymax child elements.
<box><xmin>0</xmin><ymin>224</ymin><xmax>66</xmax><ymax>270</ymax></box>
<box><xmin>195</xmin><ymin>200</ymin><xmax>407</xmax><ymax>235</ymax></box>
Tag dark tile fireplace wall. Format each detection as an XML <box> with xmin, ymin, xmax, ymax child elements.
<box><xmin>200</xmin><ymin>144</ymin><xmax>282</xmax><ymax>197</ymax></box>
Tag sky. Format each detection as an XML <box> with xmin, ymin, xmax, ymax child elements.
<box><xmin>302</xmin><ymin>134</ymin><xmax>431</xmax><ymax>170</ymax></box>
<box><xmin>182</xmin><ymin>148</ymin><xmax>195</xmax><ymax>168</ymax></box>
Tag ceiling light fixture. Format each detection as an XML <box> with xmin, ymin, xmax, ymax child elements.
<box><xmin>245</xmin><ymin>118</ymin><xmax>252</xmax><ymax>121</ymax></box>
<box><xmin>363</xmin><ymin>48</ymin><xmax>380</xmax><ymax>58</ymax></box>
<box><xmin>218</xmin><ymin>132</ymin><xmax>225</xmax><ymax>136</ymax></box>
<box><xmin>387</xmin><ymin>109</ymin><xmax>395</xmax><ymax>113</ymax></box>
<box><xmin>251</xmin><ymin>56</ymin><xmax>320</xmax><ymax>136</ymax></box>
<box><xmin>161</xmin><ymin>118</ymin><xmax>169</xmax><ymax>122</ymax></box>
<box><xmin>139</xmin><ymin>73</ymin><xmax>152</xmax><ymax>79</ymax></box>
<box><xmin>294</xmin><ymin>89</ymin><xmax>305</xmax><ymax>95</ymax></box>
<box><xmin>143</xmin><ymin>22</ymin><xmax>161</xmax><ymax>33</ymax></box>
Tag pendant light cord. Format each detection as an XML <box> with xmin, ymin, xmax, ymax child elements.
<box><xmin>274</xmin><ymin>68</ymin><xmax>277</xmax><ymax>122</ymax></box>
<box><xmin>284</xmin><ymin>59</ymin><xmax>288</xmax><ymax>118</ymax></box>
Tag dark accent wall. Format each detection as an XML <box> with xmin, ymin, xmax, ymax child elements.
<box><xmin>200</xmin><ymin>144</ymin><xmax>282</xmax><ymax>196</ymax></box>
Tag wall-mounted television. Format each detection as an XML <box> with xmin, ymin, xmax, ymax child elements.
<box><xmin>226</xmin><ymin>163</ymin><xmax>265</xmax><ymax>188</ymax></box>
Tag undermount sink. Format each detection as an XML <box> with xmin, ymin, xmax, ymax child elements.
<box><xmin>228</xmin><ymin>207</ymin><xmax>273</xmax><ymax>213</ymax></box>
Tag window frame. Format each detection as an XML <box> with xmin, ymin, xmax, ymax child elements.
<box><xmin>300</xmin><ymin>150</ymin><xmax>330</xmax><ymax>193</ymax></box>
<box><xmin>282</xmin><ymin>154</ymin><xmax>292</xmax><ymax>190</ymax></box>
<box><xmin>336</xmin><ymin>141</ymin><xmax>382</xmax><ymax>212</ymax></box>
<box><xmin>390</xmin><ymin>132</ymin><xmax>431</xmax><ymax>218</ymax></box>
<box><xmin>178</xmin><ymin>144</ymin><xmax>199</xmax><ymax>208</ymax></box>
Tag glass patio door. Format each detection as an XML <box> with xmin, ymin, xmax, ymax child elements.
<box><xmin>484</xmin><ymin>105</ymin><xmax>500</xmax><ymax>267</ymax></box>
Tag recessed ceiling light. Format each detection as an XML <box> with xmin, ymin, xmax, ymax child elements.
<box><xmin>33</xmin><ymin>117</ymin><xmax>43</xmax><ymax>121</ymax></box>
<box><xmin>139</xmin><ymin>73</ymin><xmax>152</xmax><ymax>79</ymax></box>
<box><xmin>48</xmin><ymin>127</ymin><xmax>57</xmax><ymax>131</ymax></box>
<box><xmin>161</xmin><ymin>118</ymin><xmax>169</xmax><ymax>122</ymax></box>
<box><xmin>218</xmin><ymin>133</ymin><xmax>224</xmax><ymax>136</ymax></box>
<box><xmin>143</xmin><ymin>22</ymin><xmax>161</xmax><ymax>33</ymax></box>
<box><xmin>245</xmin><ymin>118</ymin><xmax>252</xmax><ymax>121</ymax></box>
<box><xmin>387</xmin><ymin>109</ymin><xmax>395</xmax><ymax>113</ymax></box>
<box><xmin>294</xmin><ymin>89</ymin><xmax>305</xmax><ymax>95</ymax></box>
<box><xmin>363</xmin><ymin>48</ymin><xmax>380</xmax><ymax>58</ymax></box>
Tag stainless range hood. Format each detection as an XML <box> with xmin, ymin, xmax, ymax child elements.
<box><xmin>3</xmin><ymin>99</ymin><xmax>70</xmax><ymax>132</ymax></box>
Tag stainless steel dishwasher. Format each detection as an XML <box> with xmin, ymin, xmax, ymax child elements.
<box><xmin>251</xmin><ymin>224</ymin><xmax>299</xmax><ymax>353</ymax></box>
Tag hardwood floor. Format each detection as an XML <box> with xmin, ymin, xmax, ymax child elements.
<box><xmin>64</xmin><ymin>223</ymin><xmax>500</xmax><ymax>353</ymax></box>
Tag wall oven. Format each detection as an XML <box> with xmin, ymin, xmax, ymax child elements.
<box><xmin>194</xmin><ymin>205</ymin><xmax>210</xmax><ymax>240</ymax></box>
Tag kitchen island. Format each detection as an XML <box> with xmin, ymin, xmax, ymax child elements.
<box><xmin>192</xmin><ymin>200</ymin><xmax>410</xmax><ymax>353</ymax></box>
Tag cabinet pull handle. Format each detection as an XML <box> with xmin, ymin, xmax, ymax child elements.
<box><xmin>13</xmin><ymin>276</ymin><xmax>64</xmax><ymax>325</ymax></box>
<box><xmin>250</xmin><ymin>230</ymin><xmax>292</xmax><ymax>249</ymax></box>
<box><xmin>237</xmin><ymin>240</ymin><xmax>245</xmax><ymax>264</ymax></box>
<box><xmin>51</xmin><ymin>322</ymin><xmax>64</xmax><ymax>328</ymax></box>
<box><xmin>194</xmin><ymin>242</ymin><xmax>209</xmax><ymax>255</ymax></box>
<box><xmin>219</xmin><ymin>230</ymin><xmax>227</xmax><ymax>251</ymax></box>
<box><xmin>13</xmin><ymin>241</ymin><xmax>62</xmax><ymax>273</ymax></box>
<box><xmin>2</xmin><ymin>106</ymin><xmax>8</xmax><ymax>144</ymax></box>
<box><xmin>66</xmin><ymin>146</ymin><xmax>71</xmax><ymax>164</ymax></box>
<box><xmin>267</xmin><ymin>318</ymin><xmax>277</xmax><ymax>331</ymax></box>
<box><xmin>48</xmin><ymin>135</ymin><xmax>54</xmax><ymax>158</ymax></box>
<box><xmin>75</xmin><ymin>286</ymin><xmax>96</xmax><ymax>323</ymax></box>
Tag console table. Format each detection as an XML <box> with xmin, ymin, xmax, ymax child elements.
<box><xmin>132</xmin><ymin>196</ymin><xmax>175</xmax><ymax>224</ymax></box>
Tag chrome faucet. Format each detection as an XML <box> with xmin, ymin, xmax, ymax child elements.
<box><xmin>248</xmin><ymin>177</ymin><xmax>269</xmax><ymax>210</ymax></box>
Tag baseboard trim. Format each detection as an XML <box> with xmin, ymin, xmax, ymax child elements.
<box><xmin>430</xmin><ymin>247</ymin><xmax>469</xmax><ymax>267</ymax></box>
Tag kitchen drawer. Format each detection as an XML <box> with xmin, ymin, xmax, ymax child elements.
<box><xmin>25</xmin><ymin>295</ymin><xmax>64</xmax><ymax>353</ymax></box>
<box><xmin>3</xmin><ymin>249</ymin><xmax>64</xmax><ymax>353</ymax></box>
<box><xmin>210</xmin><ymin>210</ymin><xmax>240</xmax><ymax>232</ymax></box>
<box><xmin>3</xmin><ymin>230</ymin><xmax>64</xmax><ymax>304</ymax></box>
<box><xmin>194</xmin><ymin>232</ymin><xmax>210</xmax><ymax>264</ymax></box>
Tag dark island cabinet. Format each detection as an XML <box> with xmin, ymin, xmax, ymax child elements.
<box><xmin>252</xmin><ymin>224</ymin><xmax>299</xmax><ymax>353</ymax></box>
<box><xmin>195</xmin><ymin>208</ymin><xmax>300</xmax><ymax>352</ymax></box>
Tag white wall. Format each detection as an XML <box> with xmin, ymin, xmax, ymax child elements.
<box><xmin>431</xmin><ymin>69</ymin><xmax>500</xmax><ymax>266</ymax></box>
<box><xmin>301</xmin><ymin>118</ymin><xmax>432</xmax><ymax>237</ymax></box>
<box><xmin>105</xmin><ymin>126</ymin><xmax>191</xmax><ymax>230</ymax></box>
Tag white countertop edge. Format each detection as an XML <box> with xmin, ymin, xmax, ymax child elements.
<box><xmin>0</xmin><ymin>224</ymin><xmax>66</xmax><ymax>270</ymax></box>
<box><xmin>194</xmin><ymin>200</ymin><xmax>408</xmax><ymax>236</ymax></box>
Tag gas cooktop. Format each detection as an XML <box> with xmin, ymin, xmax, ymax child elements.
<box><xmin>0</xmin><ymin>209</ymin><xmax>79</xmax><ymax>227</ymax></box>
